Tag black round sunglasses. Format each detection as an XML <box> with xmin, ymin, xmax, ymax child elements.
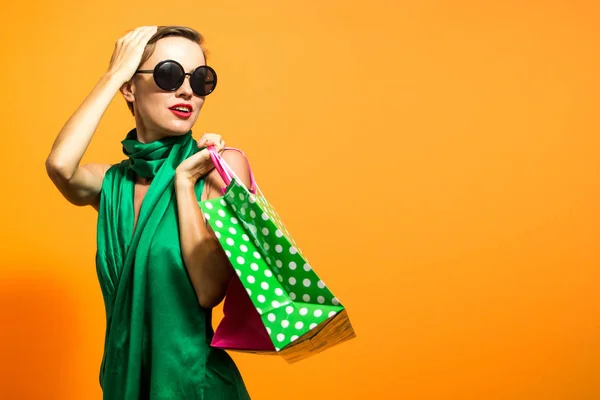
<box><xmin>135</xmin><ymin>59</ymin><xmax>217</xmax><ymax>96</ymax></box>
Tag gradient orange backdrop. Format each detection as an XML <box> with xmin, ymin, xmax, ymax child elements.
<box><xmin>1</xmin><ymin>0</ymin><xmax>600</xmax><ymax>399</ymax></box>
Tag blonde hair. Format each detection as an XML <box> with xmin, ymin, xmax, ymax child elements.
<box><xmin>126</xmin><ymin>25</ymin><xmax>210</xmax><ymax>116</ymax></box>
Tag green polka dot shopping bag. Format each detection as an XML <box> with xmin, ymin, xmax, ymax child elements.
<box><xmin>198</xmin><ymin>147</ymin><xmax>356</xmax><ymax>363</ymax></box>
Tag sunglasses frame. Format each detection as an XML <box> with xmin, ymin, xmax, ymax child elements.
<box><xmin>135</xmin><ymin>59</ymin><xmax>217</xmax><ymax>96</ymax></box>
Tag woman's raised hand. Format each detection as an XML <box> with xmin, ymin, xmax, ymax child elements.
<box><xmin>107</xmin><ymin>26</ymin><xmax>158</xmax><ymax>85</ymax></box>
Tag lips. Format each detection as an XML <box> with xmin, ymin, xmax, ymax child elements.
<box><xmin>169</xmin><ymin>109</ymin><xmax>192</xmax><ymax>119</ymax></box>
<box><xmin>169</xmin><ymin>103</ymin><xmax>193</xmax><ymax>119</ymax></box>
<box><xmin>169</xmin><ymin>103</ymin><xmax>193</xmax><ymax>112</ymax></box>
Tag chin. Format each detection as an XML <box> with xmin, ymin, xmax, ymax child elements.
<box><xmin>168</xmin><ymin>124</ymin><xmax>193</xmax><ymax>134</ymax></box>
<box><xmin>159</xmin><ymin>119</ymin><xmax>196</xmax><ymax>136</ymax></box>
<box><xmin>170</xmin><ymin>112</ymin><xmax>200</xmax><ymax>131</ymax></box>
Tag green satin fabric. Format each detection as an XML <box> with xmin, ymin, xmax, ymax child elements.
<box><xmin>95</xmin><ymin>128</ymin><xmax>251</xmax><ymax>400</ymax></box>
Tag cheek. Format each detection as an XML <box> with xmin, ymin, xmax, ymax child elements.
<box><xmin>137</xmin><ymin>93</ymin><xmax>168</xmax><ymax>115</ymax></box>
<box><xmin>194</xmin><ymin>99</ymin><xmax>206</xmax><ymax>114</ymax></box>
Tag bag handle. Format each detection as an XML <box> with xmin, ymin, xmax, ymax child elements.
<box><xmin>208</xmin><ymin>146</ymin><xmax>257</xmax><ymax>195</ymax></box>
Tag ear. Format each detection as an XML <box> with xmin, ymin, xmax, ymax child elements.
<box><xmin>120</xmin><ymin>80</ymin><xmax>135</xmax><ymax>102</ymax></box>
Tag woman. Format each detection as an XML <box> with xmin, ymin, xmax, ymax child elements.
<box><xmin>45</xmin><ymin>25</ymin><xmax>252</xmax><ymax>399</ymax></box>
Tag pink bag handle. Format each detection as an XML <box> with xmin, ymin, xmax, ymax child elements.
<box><xmin>208</xmin><ymin>146</ymin><xmax>257</xmax><ymax>195</ymax></box>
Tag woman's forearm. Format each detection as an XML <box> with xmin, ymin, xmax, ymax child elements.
<box><xmin>45</xmin><ymin>72</ymin><xmax>123</xmax><ymax>179</ymax></box>
<box><xmin>174</xmin><ymin>176</ymin><xmax>234</xmax><ymax>309</ymax></box>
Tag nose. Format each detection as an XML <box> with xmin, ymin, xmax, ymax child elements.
<box><xmin>175</xmin><ymin>74</ymin><xmax>194</xmax><ymax>99</ymax></box>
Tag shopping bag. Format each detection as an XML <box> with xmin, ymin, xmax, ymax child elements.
<box><xmin>198</xmin><ymin>147</ymin><xmax>356</xmax><ymax>363</ymax></box>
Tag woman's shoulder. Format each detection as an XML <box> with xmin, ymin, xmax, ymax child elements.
<box><xmin>221</xmin><ymin>148</ymin><xmax>253</xmax><ymax>186</ymax></box>
<box><xmin>100</xmin><ymin>160</ymin><xmax>129</xmax><ymax>183</ymax></box>
<box><xmin>107</xmin><ymin>160</ymin><xmax>128</xmax><ymax>173</ymax></box>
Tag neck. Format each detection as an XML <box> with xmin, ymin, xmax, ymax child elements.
<box><xmin>134</xmin><ymin>114</ymin><xmax>168</xmax><ymax>144</ymax></box>
<box><xmin>136</xmin><ymin>176</ymin><xmax>153</xmax><ymax>185</ymax></box>
<box><xmin>121</xmin><ymin>127</ymin><xmax>193</xmax><ymax>180</ymax></box>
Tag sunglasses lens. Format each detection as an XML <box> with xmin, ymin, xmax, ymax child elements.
<box><xmin>154</xmin><ymin>61</ymin><xmax>184</xmax><ymax>91</ymax></box>
<box><xmin>191</xmin><ymin>66</ymin><xmax>217</xmax><ymax>96</ymax></box>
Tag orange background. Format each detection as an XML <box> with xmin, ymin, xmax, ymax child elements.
<box><xmin>1</xmin><ymin>1</ymin><xmax>599</xmax><ymax>399</ymax></box>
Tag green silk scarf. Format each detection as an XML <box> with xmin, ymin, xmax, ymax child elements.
<box><xmin>95</xmin><ymin>128</ymin><xmax>250</xmax><ymax>399</ymax></box>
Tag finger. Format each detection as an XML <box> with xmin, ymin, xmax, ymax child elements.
<box><xmin>198</xmin><ymin>147</ymin><xmax>211</xmax><ymax>159</ymax></box>
<box><xmin>198</xmin><ymin>133</ymin><xmax>213</xmax><ymax>146</ymax></box>
<box><xmin>130</xmin><ymin>27</ymin><xmax>150</xmax><ymax>43</ymax></box>
<box><xmin>123</xmin><ymin>27</ymin><xmax>139</xmax><ymax>38</ymax></box>
<box><xmin>206</xmin><ymin>138</ymin><xmax>220</xmax><ymax>147</ymax></box>
<box><xmin>131</xmin><ymin>26</ymin><xmax>155</xmax><ymax>43</ymax></box>
<box><xmin>198</xmin><ymin>136</ymin><xmax>211</xmax><ymax>148</ymax></box>
<box><xmin>205</xmin><ymin>133</ymin><xmax>221</xmax><ymax>140</ymax></box>
<box><xmin>138</xmin><ymin>26</ymin><xmax>158</xmax><ymax>44</ymax></box>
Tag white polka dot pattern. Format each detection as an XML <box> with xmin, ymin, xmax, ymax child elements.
<box><xmin>199</xmin><ymin>177</ymin><xmax>344</xmax><ymax>351</ymax></box>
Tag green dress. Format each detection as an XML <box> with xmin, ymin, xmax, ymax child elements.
<box><xmin>95</xmin><ymin>128</ymin><xmax>251</xmax><ymax>400</ymax></box>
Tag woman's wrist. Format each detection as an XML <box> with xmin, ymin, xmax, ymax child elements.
<box><xmin>174</xmin><ymin>173</ymin><xmax>196</xmax><ymax>190</ymax></box>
